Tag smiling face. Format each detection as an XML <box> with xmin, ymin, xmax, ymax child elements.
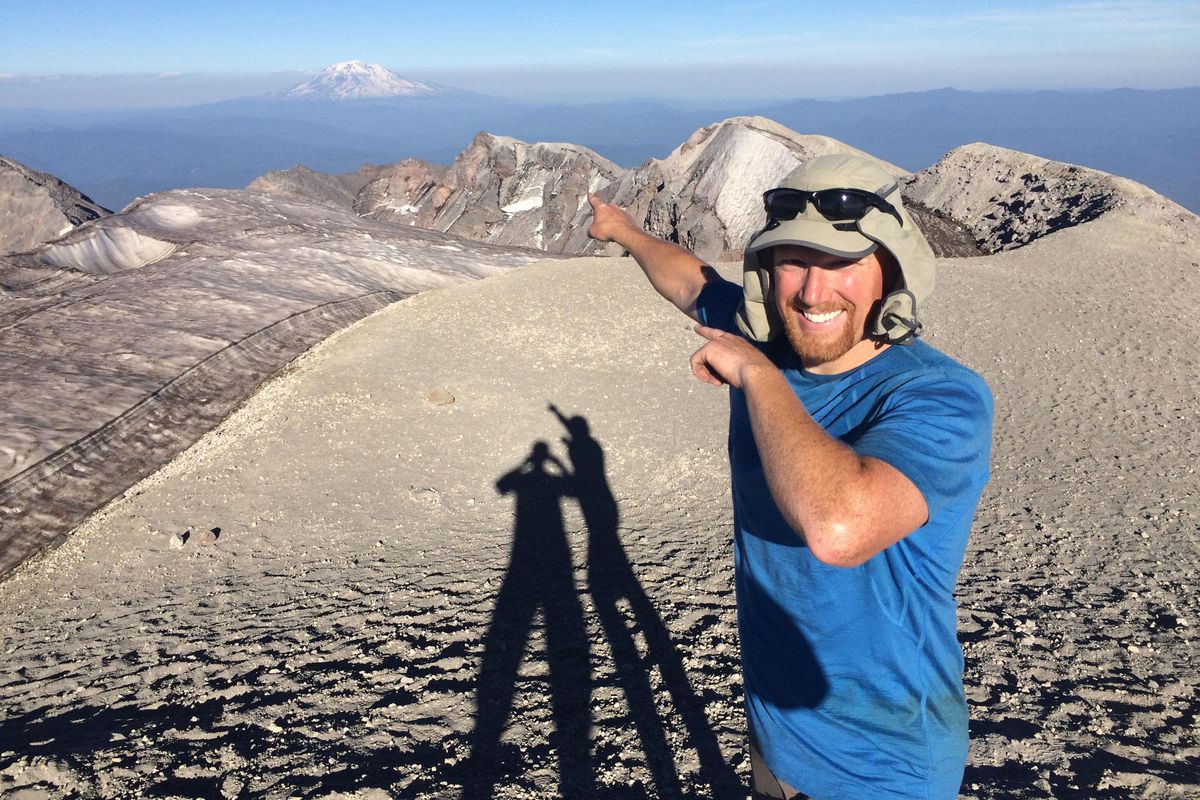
<box><xmin>770</xmin><ymin>244</ymin><xmax>891</xmax><ymax>374</ymax></box>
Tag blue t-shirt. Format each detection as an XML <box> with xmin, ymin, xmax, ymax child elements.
<box><xmin>697</xmin><ymin>279</ymin><xmax>993</xmax><ymax>800</ymax></box>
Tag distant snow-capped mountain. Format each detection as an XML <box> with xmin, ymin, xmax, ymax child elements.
<box><xmin>280</xmin><ymin>60</ymin><xmax>442</xmax><ymax>100</ymax></box>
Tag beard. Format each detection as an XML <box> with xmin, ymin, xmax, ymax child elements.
<box><xmin>780</xmin><ymin>299</ymin><xmax>859</xmax><ymax>367</ymax></box>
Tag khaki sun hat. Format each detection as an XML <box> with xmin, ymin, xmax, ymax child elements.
<box><xmin>735</xmin><ymin>154</ymin><xmax>935</xmax><ymax>345</ymax></box>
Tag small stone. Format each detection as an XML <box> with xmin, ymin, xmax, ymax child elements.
<box><xmin>426</xmin><ymin>387</ymin><xmax>455</xmax><ymax>406</ymax></box>
<box><xmin>220</xmin><ymin>775</ymin><xmax>244</xmax><ymax>800</ymax></box>
<box><xmin>169</xmin><ymin>532</ymin><xmax>187</xmax><ymax>550</ymax></box>
<box><xmin>196</xmin><ymin>528</ymin><xmax>219</xmax><ymax>545</ymax></box>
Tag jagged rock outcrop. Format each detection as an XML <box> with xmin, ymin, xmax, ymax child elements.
<box><xmin>361</xmin><ymin>133</ymin><xmax>623</xmax><ymax>252</ymax></box>
<box><xmin>602</xmin><ymin>117</ymin><xmax>907</xmax><ymax>261</ymax></box>
<box><xmin>354</xmin><ymin>160</ymin><xmax>451</xmax><ymax>223</ymax></box>
<box><xmin>249</xmin><ymin>136</ymin><xmax>620</xmax><ymax>255</ymax></box>
<box><xmin>248</xmin><ymin>164</ymin><xmax>375</xmax><ymax>209</ymax></box>
<box><xmin>0</xmin><ymin>155</ymin><xmax>110</xmax><ymax>254</ymax></box>
<box><xmin>250</xmin><ymin>118</ymin><xmax>983</xmax><ymax>261</ymax></box>
<box><xmin>905</xmin><ymin>143</ymin><xmax>1193</xmax><ymax>252</ymax></box>
<box><xmin>251</xmin><ymin>118</ymin><xmax>921</xmax><ymax>262</ymax></box>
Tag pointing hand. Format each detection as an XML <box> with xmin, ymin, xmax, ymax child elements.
<box><xmin>586</xmin><ymin>193</ymin><xmax>638</xmax><ymax>245</ymax></box>
<box><xmin>690</xmin><ymin>324</ymin><xmax>772</xmax><ymax>389</ymax></box>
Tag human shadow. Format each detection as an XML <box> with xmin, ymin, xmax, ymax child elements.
<box><xmin>550</xmin><ymin>405</ymin><xmax>740</xmax><ymax>797</ymax></box>
<box><xmin>461</xmin><ymin>440</ymin><xmax>594</xmax><ymax>799</ymax></box>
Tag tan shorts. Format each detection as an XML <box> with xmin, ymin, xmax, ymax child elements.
<box><xmin>750</xmin><ymin>741</ymin><xmax>813</xmax><ymax>800</ymax></box>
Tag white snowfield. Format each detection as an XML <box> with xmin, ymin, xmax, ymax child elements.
<box><xmin>38</xmin><ymin>225</ymin><xmax>178</xmax><ymax>273</ymax></box>
<box><xmin>0</xmin><ymin>188</ymin><xmax>539</xmax><ymax>576</ymax></box>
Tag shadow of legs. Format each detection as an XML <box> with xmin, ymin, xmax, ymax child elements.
<box><xmin>463</xmin><ymin>440</ymin><xmax>595</xmax><ymax>798</ymax></box>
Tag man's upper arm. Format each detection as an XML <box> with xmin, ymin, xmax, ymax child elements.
<box><xmin>854</xmin><ymin>371</ymin><xmax>994</xmax><ymax>525</ymax></box>
<box><xmin>693</xmin><ymin>274</ymin><xmax>744</xmax><ymax>330</ymax></box>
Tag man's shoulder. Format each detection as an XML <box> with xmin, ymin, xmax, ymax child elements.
<box><xmin>885</xmin><ymin>339</ymin><xmax>988</xmax><ymax>387</ymax></box>
<box><xmin>869</xmin><ymin>340</ymin><xmax>993</xmax><ymax>418</ymax></box>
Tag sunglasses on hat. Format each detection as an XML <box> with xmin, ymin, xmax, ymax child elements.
<box><xmin>763</xmin><ymin>185</ymin><xmax>903</xmax><ymax>227</ymax></box>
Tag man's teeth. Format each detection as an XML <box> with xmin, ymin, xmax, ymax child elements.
<box><xmin>802</xmin><ymin>309</ymin><xmax>843</xmax><ymax>323</ymax></box>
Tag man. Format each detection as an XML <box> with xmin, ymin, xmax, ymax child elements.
<box><xmin>586</xmin><ymin>154</ymin><xmax>993</xmax><ymax>799</ymax></box>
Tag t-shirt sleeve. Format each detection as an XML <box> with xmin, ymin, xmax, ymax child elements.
<box><xmin>852</xmin><ymin>370</ymin><xmax>994</xmax><ymax>522</ymax></box>
<box><xmin>695</xmin><ymin>276</ymin><xmax>744</xmax><ymax>334</ymax></box>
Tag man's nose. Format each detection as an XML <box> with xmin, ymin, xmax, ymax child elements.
<box><xmin>801</xmin><ymin>266</ymin><xmax>831</xmax><ymax>306</ymax></box>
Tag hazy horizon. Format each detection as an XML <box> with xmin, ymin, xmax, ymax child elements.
<box><xmin>2</xmin><ymin>70</ymin><xmax>1198</xmax><ymax>111</ymax></box>
<box><xmin>2</xmin><ymin>0</ymin><xmax>1198</xmax><ymax>108</ymax></box>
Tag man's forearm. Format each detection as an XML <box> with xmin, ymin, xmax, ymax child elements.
<box><xmin>738</xmin><ymin>361</ymin><xmax>929</xmax><ymax>567</ymax></box>
<box><xmin>587</xmin><ymin>194</ymin><xmax>710</xmax><ymax>317</ymax></box>
<box><xmin>616</xmin><ymin>227</ymin><xmax>710</xmax><ymax>317</ymax></box>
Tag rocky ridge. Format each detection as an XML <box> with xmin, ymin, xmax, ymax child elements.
<box><xmin>246</xmin><ymin>118</ymin><xmax>993</xmax><ymax>260</ymax></box>
<box><xmin>905</xmin><ymin>143</ymin><xmax>1197</xmax><ymax>251</ymax></box>
<box><xmin>253</xmin><ymin>118</ymin><xmax>1195</xmax><ymax>262</ymax></box>
<box><xmin>603</xmin><ymin>117</ymin><xmax>908</xmax><ymax>260</ymax></box>
<box><xmin>252</xmin><ymin>117</ymin><xmax>982</xmax><ymax>261</ymax></box>
<box><xmin>0</xmin><ymin>156</ymin><xmax>110</xmax><ymax>255</ymax></box>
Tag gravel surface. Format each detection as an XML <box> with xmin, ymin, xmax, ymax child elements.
<box><xmin>2</xmin><ymin>205</ymin><xmax>1198</xmax><ymax>798</ymax></box>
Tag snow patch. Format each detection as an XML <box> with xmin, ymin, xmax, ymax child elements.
<box><xmin>39</xmin><ymin>227</ymin><xmax>178</xmax><ymax>274</ymax></box>
<box><xmin>139</xmin><ymin>204</ymin><xmax>204</xmax><ymax>231</ymax></box>
<box><xmin>706</xmin><ymin>128</ymin><xmax>805</xmax><ymax>243</ymax></box>
<box><xmin>501</xmin><ymin>192</ymin><xmax>544</xmax><ymax>214</ymax></box>
<box><xmin>377</xmin><ymin>200</ymin><xmax>419</xmax><ymax>215</ymax></box>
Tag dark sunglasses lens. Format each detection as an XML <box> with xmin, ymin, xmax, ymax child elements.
<box><xmin>764</xmin><ymin>190</ymin><xmax>808</xmax><ymax>219</ymax></box>
<box><xmin>813</xmin><ymin>190</ymin><xmax>871</xmax><ymax>219</ymax></box>
<box><xmin>764</xmin><ymin>187</ymin><xmax>900</xmax><ymax>226</ymax></box>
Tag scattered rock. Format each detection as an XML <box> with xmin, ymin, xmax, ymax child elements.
<box><xmin>168</xmin><ymin>532</ymin><xmax>187</xmax><ymax>550</ymax></box>
<box><xmin>426</xmin><ymin>387</ymin><xmax>455</xmax><ymax>406</ymax></box>
<box><xmin>220</xmin><ymin>774</ymin><xmax>244</xmax><ymax>800</ymax></box>
<box><xmin>195</xmin><ymin>528</ymin><xmax>219</xmax><ymax>545</ymax></box>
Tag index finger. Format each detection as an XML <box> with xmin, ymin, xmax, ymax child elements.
<box><xmin>693</xmin><ymin>323</ymin><xmax>727</xmax><ymax>341</ymax></box>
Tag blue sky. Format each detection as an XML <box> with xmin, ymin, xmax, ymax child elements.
<box><xmin>1</xmin><ymin>0</ymin><xmax>1198</xmax><ymax>106</ymax></box>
